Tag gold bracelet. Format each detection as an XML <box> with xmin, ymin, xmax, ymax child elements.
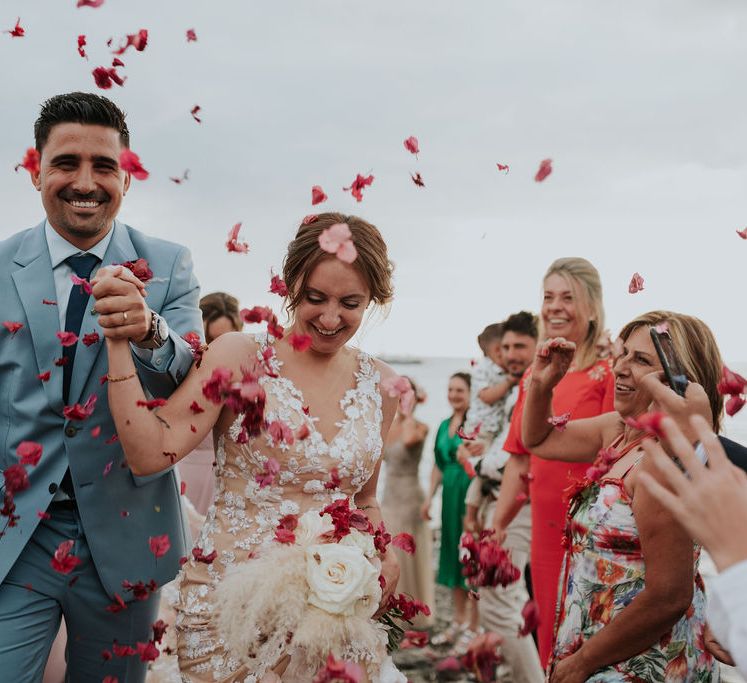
<box><xmin>107</xmin><ymin>371</ymin><xmax>138</xmax><ymax>383</ymax></box>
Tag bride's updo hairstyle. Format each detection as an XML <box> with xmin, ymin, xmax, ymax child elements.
<box><xmin>282</xmin><ymin>212</ymin><xmax>394</xmax><ymax>314</ymax></box>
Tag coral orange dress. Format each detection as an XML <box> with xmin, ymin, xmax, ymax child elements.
<box><xmin>502</xmin><ymin>359</ymin><xmax>614</xmax><ymax>666</ymax></box>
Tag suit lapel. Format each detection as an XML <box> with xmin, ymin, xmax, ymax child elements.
<box><xmin>11</xmin><ymin>223</ymin><xmax>65</xmax><ymax>414</ymax></box>
<box><xmin>67</xmin><ymin>221</ymin><xmax>138</xmax><ymax>406</ymax></box>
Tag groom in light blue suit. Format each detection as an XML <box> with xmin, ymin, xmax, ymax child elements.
<box><xmin>0</xmin><ymin>93</ymin><xmax>202</xmax><ymax>681</ymax></box>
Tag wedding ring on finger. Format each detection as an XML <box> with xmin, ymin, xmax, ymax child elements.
<box><xmin>122</xmin><ymin>311</ymin><xmax>128</xmax><ymax>325</ymax></box>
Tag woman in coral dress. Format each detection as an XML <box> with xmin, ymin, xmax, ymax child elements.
<box><xmin>105</xmin><ymin>214</ymin><xmax>406</xmax><ymax>682</ymax></box>
<box><xmin>490</xmin><ymin>258</ymin><xmax>614</xmax><ymax>666</ymax></box>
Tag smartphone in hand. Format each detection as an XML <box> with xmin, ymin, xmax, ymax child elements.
<box><xmin>650</xmin><ymin>327</ymin><xmax>689</xmax><ymax>397</ymax></box>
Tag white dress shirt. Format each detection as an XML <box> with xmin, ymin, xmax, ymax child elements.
<box><xmin>707</xmin><ymin>558</ymin><xmax>747</xmax><ymax>677</ymax></box>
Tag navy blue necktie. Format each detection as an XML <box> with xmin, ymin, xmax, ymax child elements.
<box><xmin>62</xmin><ymin>253</ymin><xmax>100</xmax><ymax>405</ymax></box>
<box><xmin>59</xmin><ymin>253</ymin><xmax>99</xmax><ymax>499</ymax></box>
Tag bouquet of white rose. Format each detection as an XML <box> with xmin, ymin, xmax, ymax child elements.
<box><xmin>214</xmin><ymin>499</ymin><xmax>421</xmax><ymax>680</ymax></box>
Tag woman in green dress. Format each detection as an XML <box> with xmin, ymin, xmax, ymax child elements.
<box><xmin>422</xmin><ymin>371</ymin><xmax>480</xmax><ymax>647</ymax></box>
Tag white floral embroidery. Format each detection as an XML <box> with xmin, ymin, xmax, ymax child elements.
<box><xmin>174</xmin><ymin>334</ymin><xmax>386</xmax><ymax>682</ymax></box>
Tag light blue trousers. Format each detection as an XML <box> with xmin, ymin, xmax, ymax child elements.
<box><xmin>0</xmin><ymin>504</ymin><xmax>159</xmax><ymax>682</ymax></box>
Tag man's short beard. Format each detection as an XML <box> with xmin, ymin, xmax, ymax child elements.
<box><xmin>61</xmin><ymin>220</ymin><xmax>108</xmax><ymax>239</ymax></box>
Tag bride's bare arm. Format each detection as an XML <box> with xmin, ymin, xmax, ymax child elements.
<box><xmin>355</xmin><ymin>360</ymin><xmax>399</xmax><ymax>608</ymax></box>
<box><xmin>105</xmin><ymin>331</ymin><xmax>253</xmax><ymax>476</ymax></box>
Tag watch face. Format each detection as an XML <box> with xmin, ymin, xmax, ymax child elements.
<box><xmin>156</xmin><ymin>316</ymin><xmax>169</xmax><ymax>340</ymax></box>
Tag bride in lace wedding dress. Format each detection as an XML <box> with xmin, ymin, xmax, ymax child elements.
<box><xmin>105</xmin><ymin>214</ymin><xmax>405</xmax><ymax>682</ymax></box>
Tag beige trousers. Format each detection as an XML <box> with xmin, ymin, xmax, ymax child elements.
<box><xmin>478</xmin><ymin>499</ymin><xmax>544</xmax><ymax>683</ymax></box>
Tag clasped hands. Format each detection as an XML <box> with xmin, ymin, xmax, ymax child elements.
<box><xmin>90</xmin><ymin>265</ymin><xmax>151</xmax><ymax>343</ymax></box>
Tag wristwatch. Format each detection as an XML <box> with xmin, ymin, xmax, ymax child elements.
<box><xmin>138</xmin><ymin>310</ymin><xmax>169</xmax><ymax>349</ymax></box>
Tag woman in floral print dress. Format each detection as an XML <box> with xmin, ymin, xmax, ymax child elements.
<box><xmin>104</xmin><ymin>214</ymin><xmax>406</xmax><ymax>682</ymax></box>
<box><xmin>520</xmin><ymin>311</ymin><xmax>723</xmax><ymax>682</ymax></box>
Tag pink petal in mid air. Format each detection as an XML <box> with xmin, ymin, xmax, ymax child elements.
<box><xmin>547</xmin><ymin>412</ymin><xmax>571</xmax><ymax>432</ymax></box>
<box><xmin>534</xmin><ymin>158</ymin><xmax>553</xmax><ymax>182</ymax></box>
<box><xmin>737</xmin><ymin>228</ymin><xmax>747</xmax><ymax>240</ymax></box>
<box><xmin>4</xmin><ymin>17</ymin><xmax>25</xmax><ymax>37</ymax></box>
<box><xmin>112</xmin><ymin>29</ymin><xmax>148</xmax><ymax>55</ymax></box>
<box><xmin>343</xmin><ymin>173</ymin><xmax>374</xmax><ymax>202</ymax></box>
<box><xmin>496</xmin><ymin>163</ymin><xmax>510</xmax><ymax>174</ymax></box>
<box><xmin>311</xmin><ymin>185</ymin><xmax>327</xmax><ymax>205</ymax></box>
<box><xmin>77</xmin><ymin>34</ymin><xmax>87</xmax><ymax>59</ymax></box>
<box><xmin>226</xmin><ymin>222</ymin><xmax>249</xmax><ymax>253</ymax></box>
<box><xmin>15</xmin><ymin>148</ymin><xmax>40</xmax><ymax>175</ymax></box>
<box><xmin>403</xmin><ymin>135</ymin><xmax>419</xmax><ymax>157</ymax></box>
<box><xmin>119</xmin><ymin>149</ymin><xmax>148</xmax><ymax>180</ymax></box>
<box><xmin>411</xmin><ymin>172</ymin><xmax>425</xmax><ymax>187</ymax></box>
<box><xmin>190</xmin><ymin>105</ymin><xmax>202</xmax><ymax>123</ymax></box>
<box><xmin>186</xmin><ymin>28</ymin><xmax>197</xmax><ymax>42</ymax></box>
<box><xmin>628</xmin><ymin>272</ymin><xmax>644</xmax><ymax>294</ymax></box>
<box><xmin>77</xmin><ymin>0</ymin><xmax>106</xmax><ymax>7</ymax></box>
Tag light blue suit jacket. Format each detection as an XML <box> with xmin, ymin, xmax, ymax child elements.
<box><xmin>0</xmin><ymin>220</ymin><xmax>202</xmax><ymax>598</ymax></box>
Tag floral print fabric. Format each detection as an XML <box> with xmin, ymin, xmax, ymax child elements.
<box><xmin>551</xmin><ymin>473</ymin><xmax>718</xmax><ymax>681</ymax></box>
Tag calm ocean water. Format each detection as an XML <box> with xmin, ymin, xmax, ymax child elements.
<box><xmin>383</xmin><ymin>357</ymin><xmax>747</xmax><ymax>506</ymax></box>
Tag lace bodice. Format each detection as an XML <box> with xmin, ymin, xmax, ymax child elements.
<box><xmin>195</xmin><ymin>339</ymin><xmax>383</xmax><ymax>561</ymax></box>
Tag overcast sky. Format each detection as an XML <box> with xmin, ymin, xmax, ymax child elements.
<box><xmin>2</xmin><ymin>0</ymin><xmax>746</xmax><ymax>359</ymax></box>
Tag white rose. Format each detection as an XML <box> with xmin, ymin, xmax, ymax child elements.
<box><xmin>305</xmin><ymin>543</ymin><xmax>380</xmax><ymax>616</ymax></box>
<box><xmin>295</xmin><ymin>511</ymin><xmax>334</xmax><ymax>546</ymax></box>
<box><xmin>340</xmin><ymin>527</ymin><xmax>377</xmax><ymax>559</ymax></box>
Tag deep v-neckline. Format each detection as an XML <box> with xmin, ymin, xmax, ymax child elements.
<box><xmin>260</xmin><ymin>335</ymin><xmax>366</xmax><ymax>446</ymax></box>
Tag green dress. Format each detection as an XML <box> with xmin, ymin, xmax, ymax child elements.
<box><xmin>434</xmin><ymin>417</ymin><xmax>471</xmax><ymax>589</ymax></box>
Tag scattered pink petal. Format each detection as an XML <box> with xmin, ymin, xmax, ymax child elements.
<box><xmin>37</xmin><ymin>371</ymin><xmax>51</xmax><ymax>382</ymax></box>
<box><xmin>624</xmin><ymin>411</ymin><xmax>665</xmax><ymax>438</ymax></box>
<box><xmin>381</xmin><ymin>375</ymin><xmax>415</xmax><ymax>415</ymax></box>
<box><xmin>313</xmin><ymin>653</ymin><xmax>363</xmax><ymax>683</ymax></box>
<box><xmin>302</xmin><ymin>214</ymin><xmax>318</xmax><ymax>225</ymax></box>
<box><xmin>226</xmin><ymin>222</ymin><xmax>249</xmax><ymax>253</ymax></box>
<box><xmin>190</xmin><ymin>105</ymin><xmax>201</xmax><ymax>123</ymax></box>
<box><xmin>15</xmin><ymin>148</ymin><xmax>40</xmax><ymax>175</ymax></box>
<box><xmin>112</xmin><ymin>29</ymin><xmax>148</xmax><ymax>55</ymax></box>
<box><xmin>56</xmin><ymin>331</ymin><xmax>78</xmax><ymax>347</ymax></box>
<box><xmin>148</xmin><ymin>534</ymin><xmax>170</xmax><ymax>559</ymax></box>
<box><xmin>726</xmin><ymin>395</ymin><xmax>746</xmax><ymax>417</ymax></box>
<box><xmin>404</xmin><ymin>136</ymin><xmax>419</xmax><ymax>157</ymax></box>
<box><xmin>295</xmin><ymin>423</ymin><xmax>311</xmax><ymax>440</ymax></box>
<box><xmin>288</xmin><ymin>333</ymin><xmax>312</xmax><ymax>352</ymax></box>
<box><xmin>496</xmin><ymin>163</ymin><xmax>510</xmax><ymax>173</ymax></box>
<box><xmin>82</xmin><ymin>331</ymin><xmax>100</xmax><ymax>346</ymax></box>
<box><xmin>71</xmin><ymin>273</ymin><xmax>93</xmax><ymax>294</ymax></box>
<box><xmin>4</xmin><ymin>17</ymin><xmax>25</xmax><ymax>38</ymax></box>
<box><xmin>318</xmin><ymin>223</ymin><xmax>358</xmax><ymax>263</ymax></box>
<box><xmin>186</xmin><ymin>28</ymin><xmax>197</xmax><ymax>42</ymax></box>
<box><xmin>91</xmin><ymin>426</ymin><xmax>101</xmax><ymax>438</ymax></box>
<box><xmin>392</xmin><ymin>532</ymin><xmax>416</xmax><ymax>554</ymax></box>
<box><xmin>534</xmin><ymin>158</ymin><xmax>553</xmax><ymax>182</ymax></box>
<box><xmin>3</xmin><ymin>321</ymin><xmax>23</xmax><ymax>335</ymax></box>
<box><xmin>63</xmin><ymin>394</ymin><xmax>97</xmax><ymax>421</ymax></box>
<box><xmin>119</xmin><ymin>149</ymin><xmax>148</xmax><ymax>180</ymax></box>
<box><xmin>51</xmin><ymin>540</ymin><xmax>81</xmax><ymax>574</ymax></box>
<box><xmin>255</xmin><ymin>457</ymin><xmax>280</xmax><ymax>487</ymax></box>
<box><xmin>269</xmin><ymin>273</ymin><xmax>288</xmax><ymax>297</ymax></box>
<box><xmin>718</xmin><ymin>366</ymin><xmax>747</xmax><ymax>397</ymax></box>
<box><xmin>92</xmin><ymin>65</ymin><xmax>126</xmax><ymax>89</ymax></box>
<box><xmin>136</xmin><ymin>398</ymin><xmax>167</xmax><ymax>410</ymax></box>
<box><xmin>103</xmin><ymin>461</ymin><xmax>112</xmax><ymax>476</ymax></box>
<box><xmin>16</xmin><ymin>441</ymin><xmax>43</xmax><ymax>466</ymax></box>
<box><xmin>311</xmin><ymin>185</ymin><xmax>327</xmax><ymax>205</ymax></box>
<box><xmin>324</xmin><ymin>467</ymin><xmax>342</xmax><ymax>490</ymax></box>
<box><xmin>737</xmin><ymin>228</ymin><xmax>747</xmax><ymax>239</ymax></box>
<box><xmin>77</xmin><ymin>34</ymin><xmax>87</xmax><ymax>58</ymax></box>
<box><xmin>584</xmin><ymin>447</ymin><xmax>620</xmax><ymax>482</ymax></box>
<box><xmin>343</xmin><ymin>173</ymin><xmax>374</xmax><ymax>202</ymax></box>
<box><xmin>518</xmin><ymin>598</ymin><xmax>540</xmax><ymax>637</ymax></box>
<box><xmin>410</xmin><ymin>172</ymin><xmax>425</xmax><ymax>187</ymax></box>
<box><xmin>77</xmin><ymin>0</ymin><xmax>105</xmax><ymax>7</ymax></box>
<box><xmin>628</xmin><ymin>272</ymin><xmax>644</xmax><ymax>294</ymax></box>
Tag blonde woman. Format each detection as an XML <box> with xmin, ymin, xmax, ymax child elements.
<box><xmin>490</xmin><ymin>258</ymin><xmax>614</xmax><ymax>666</ymax></box>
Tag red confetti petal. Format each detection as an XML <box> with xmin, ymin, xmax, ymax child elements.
<box><xmin>628</xmin><ymin>272</ymin><xmax>645</xmax><ymax>294</ymax></box>
<box><xmin>403</xmin><ymin>136</ymin><xmax>419</xmax><ymax>157</ymax></box>
<box><xmin>226</xmin><ymin>222</ymin><xmax>249</xmax><ymax>253</ymax></box>
<box><xmin>311</xmin><ymin>185</ymin><xmax>327</xmax><ymax>205</ymax></box>
<box><xmin>119</xmin><ymin>149</ymin><xmax>149</xmax><ymax>180</ymax></box>
<box><xmin>148</xmin><ymin>534</ymin><xmax>170</xmax><ymax>559</ymax></box>
<box><xmin>15</xmin><ymin>148</ymin><xmax>40</xmax><ymax>175</ymax></box>
<box><xmin>534</xmin><ymin>158</ymin><xmax>553</xmax><ymax>182</ymax></box>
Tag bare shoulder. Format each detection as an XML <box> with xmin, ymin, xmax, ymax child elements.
<box><xmin>371</xmin><ymin>356</ymin><xmax>398</xmax><ymax>383</ymax></box>
<box><xmin>598</xmin><ymin>411</ymin><xmax>624</xmax><ymax>447</ymax></box>
<box><xmin>369</xmin><ymin>357</ymin><xmax>399</xmax><ymax>416</ymax></box>
<box><xmin>198</xmin><ymin>331</ymin><xmax>259</xmax><ymax>375</ymax></box>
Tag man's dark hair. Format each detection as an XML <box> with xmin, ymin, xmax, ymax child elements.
<box><xmin>477</xmin><ymin>323</ymin><xmax>504</xmax><ymax>353</ymax></box>
<box><xmin>503</xmin><ymin>311</ymin><xmax>539</xmax><ymax>339</ymax></box>
<box><xmin>34</xmin><ymin>92</ymin><xmax>130</xmax><ymax>152</ymax></box>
